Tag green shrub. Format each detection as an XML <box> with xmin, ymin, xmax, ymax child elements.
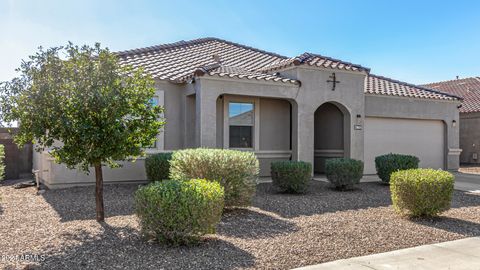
<box><xmin>325</xmin><ymin>158</ymin><xmax>363</xmax><ymax>190</ymax></box>
<box><xmin>0</xmin><ymin>145</ymin><xmax>4</xmax><ymax>181</ymax></box>
<box><xmin>145</xmin><ymin>152</ymin><xmax>172</xmax><ymax>181</ymax></box>
<box><xmin>134</xmin><ymin>179</ymin><xmax>224</xmax><ymax>245</ymax></box>
<box><xmin>271</xmin><ymin>161</ymin><xmax>312</xmax><ymax>193</ymax></box>
<box><xmin>169</xmin><ymin>148</ymin><xmax>259</xmax><ymax>207</ymax></box>
<box><xmin>390</xmin><ymin>169</ymin><xmax>454</xmax><ymax>217</ymax></box>
<box><xmin>375</xmin><ymin>153</ymin><xmax>419</xmax><ymax>183</ymax></box>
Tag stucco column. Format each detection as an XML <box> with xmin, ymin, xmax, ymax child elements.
<box><xmin>447</xmin><ymin>116</ymin><xmax>461</xmax><ymax>171</ymax></box>
<box><xmin>195</xmin><ymin>86</ymin><xmax>217</xmax><ymax>148</ymax></box>
<box><xmin>292</xmin><ymin>102</ymin><xmax>315</xmax><ymax>175</ymax></box>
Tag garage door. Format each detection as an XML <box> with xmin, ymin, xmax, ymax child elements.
<box><xmin>364</xmin><ymin>117</ymin><xmax>445</xmax><ymax>174</ymax></box>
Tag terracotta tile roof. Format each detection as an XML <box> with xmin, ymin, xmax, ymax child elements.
<box><xmin>365</xmin><ymin>75</ymin><xmax>461</xmax><ymax>101</ymax></box>
<box><xmin>117</xmin><ymin>37</ymin><xmax>460</xmax><ymax>101</ymax></box>
<box><xmin>194</xmin><ymin>64</ymin><xmax>299</xmax><ymax>85</ymax></box>
<box><xmin>423</xmin><ymin>77</ymin><xmax>480</xmax><ymax>113</ymax></box>
<box><xmin>258</xmin><ymin>52</ymin><xmax>370</xmax><ymax>73</ymax></box>
<box><xmin>117</xmin><ymin>37</ymin><xmax>287</xmax><ymax>83</ymax></box>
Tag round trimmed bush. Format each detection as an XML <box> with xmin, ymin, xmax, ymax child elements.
<box><xmin>145</xmin><ymin>152</ymin><xmax>172</xmax><ymax>181</ymax></box>
<box><xmin>134</xmin><ymin>179</ymin><xmax>224</xmax><ymax>245</ymax></box>
<box><xmin>375</xmin><ymin>153</ymin><xmax>419</xmax><ymax>183</ymax></box>
<box><xmin>169</xmin><ymin>148</ymin><xmax>259</xmax><ymax>207</ymax></box>
<box><xmin>271</xmin><ymin>161</ymin><xmax>312</xmax><ymax>193</ymax></box>
<box><xmin>325</xmin><ymin>158</ymin><xmax>363</xmax><ymax>190</ymax></box>
<box><xmin>390</xmin><ymin>168</ymin><xmax>454</xmax><ymax>217</ymax></box>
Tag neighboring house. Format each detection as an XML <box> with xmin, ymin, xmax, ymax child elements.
<box><xmin>33</xmin><ymin>37</ymin><xmax>462</xmax><ymax>188</ymax></box>
<box><xmin>423</xmin><ymin>77</ymin><xmax>480</xmax><ymax>164</ymax></box>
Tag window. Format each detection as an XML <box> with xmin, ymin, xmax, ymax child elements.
<box><xmin>147</xmin><ymin>96</ymin><xmax>159</xmax><ymax>148</ymax></box>
<box><xmin>223</xmin><ymin>96</ymin><xmax>259</xmax><ymax>151</ymax></box>
<box><xmin>150</xmin><ymin>96</ymin><xmax>159</xmax><ymax>107</ymax></box>
<box><xmin>229</xmin><ymin>102</ymin><xmax>254</xmax><ymax>148</ymax></box>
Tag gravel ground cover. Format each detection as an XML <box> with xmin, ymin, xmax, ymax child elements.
<box><xmin>1</xmin><ymin>180</ymin><xmax>479</xmax><ymax>270</ymax></box>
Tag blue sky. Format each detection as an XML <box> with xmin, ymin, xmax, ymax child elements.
<box><xmin>1</xmin><ymin>0</ymin><xmax>479</xmax><ymax>84</ymax></box>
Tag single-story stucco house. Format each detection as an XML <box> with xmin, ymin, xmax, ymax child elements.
<box><xmin>33</xmin><ymin>37</ymin><xmax>462</xmax><ymax>188</ymax></box>
<box><xmin>424</xmin><ymin>77</ymin><xmax>480</xmax><ymax>164</ymax></box>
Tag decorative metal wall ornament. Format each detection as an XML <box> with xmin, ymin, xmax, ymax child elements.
<box><xmin>327</xmin><ymin>72</ymin><xmax>340</xmax><ymax>91</ymax></box>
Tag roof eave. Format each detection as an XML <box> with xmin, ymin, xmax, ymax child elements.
<box><xmin>195</xmin><ymin>73</ymin><xmax>301</xmax><ymax>86</ymax></box>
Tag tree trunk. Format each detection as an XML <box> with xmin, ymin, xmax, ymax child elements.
<box><xmin>94</xmin><ymin>163</ymin><xmax>105</xmax><ymax>222</ymax></box>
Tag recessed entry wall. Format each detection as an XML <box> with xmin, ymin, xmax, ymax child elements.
<box><xmin>259</xmin><ymin>98</ymin><xmax>291</xmax><ymax>151</ymax></box>
<box><xmin>364</xmin><ymin>117</ymin><xmax>445</xmax><ymax>174</ymax></box>
<box><xmin>314</xmin><ymin>103</ymin><xmax>345</xmax><ymax>173</ymax></box>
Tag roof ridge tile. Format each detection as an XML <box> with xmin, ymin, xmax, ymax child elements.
<box><xmin>116</xmin><ymin>37</ymin><xmax>288</xmax><ymax>59</ymax></box>
<box><xmin>304</xmin><ymin>52</ymin><xmax>370</xmax><ymax>72</ymax></box>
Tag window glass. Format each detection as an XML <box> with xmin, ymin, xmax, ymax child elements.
<box><xmin>147</xmin><ymin>140</ymin><xmax>157</xmax><ymax>149</ymax></box>
<box><xmin>229</xmin><ymin>102</ymin><xmax>254</xmax><ymax>148</ymax></box>
<box><xmin>150</xmin><ymin>96</ymin><xmax>159</xmax><ymax>106</ymax></box>
<box><xmin>147</xmin><ymin>96</ymin><xmax>159</xmax><ymax>148</ymax></box>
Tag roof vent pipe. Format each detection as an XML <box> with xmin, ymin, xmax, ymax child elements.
<box><xmin>212</xmin><ymin>54</ymin><xmax>222</xmax><ymax>64</ymax></box>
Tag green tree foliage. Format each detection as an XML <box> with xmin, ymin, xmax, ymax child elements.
<box><xmin>0</xmin><ymin>43</ymin><xmax>164</xmax><ymax>221</ymax></box>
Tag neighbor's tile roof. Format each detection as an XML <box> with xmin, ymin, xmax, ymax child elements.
<box><xmin>365</xmin><ymin>75</ymin><xmax>461</xmax><ymax>101</ymax></box>
<box><xmin>258</xmin><ymin>52</ymin><xmax>370</xmax><ymax>73</ymax></box>
<box><xmin>117</xmin><ymin>37</ymin><xmax>459</xmax><ymax>101</ymax></box>
<box><xmin>423</xmin><ymin>77</ymin><xmax>480</xmax><ymax>113</ymax></box>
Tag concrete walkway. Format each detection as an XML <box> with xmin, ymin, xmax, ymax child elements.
<box><xmin>295</xmin><ymin>237</ymin><xmax>480</xmax><ymax>270</ymax></box>
<box><xmin>453</xmin><ymin>172</ymin><xmax>480</xmax><ymax>192</ymax></box>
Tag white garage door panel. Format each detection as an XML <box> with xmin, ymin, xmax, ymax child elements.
<box><xmin>364</xmin><ymin>117</ymin><xmax>445</xmax><ymax>174</ymax></box>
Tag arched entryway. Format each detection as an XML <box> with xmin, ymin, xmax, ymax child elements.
<box><xmin>314</xmin><ymin>102</ymin><xmax>350</xmax><ymax>174</ymax></box>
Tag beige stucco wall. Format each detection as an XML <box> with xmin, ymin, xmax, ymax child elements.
<box><xmin>259</xmin><ymin>98</ymin><xmax>291</xmax><ymax>151</ymax></box>
<box><xmin>459</xmin><ymin>112</ymin><xmax>480</xmax><ymax>164</ymax></box>
<box><xmin>184</xmin><ymin>94</ymin><xmax>196</xmax><ymax>148</ymax></box>
<box><xmin>192</xmin><ymin>67</ymin><xmax>367</xmax><ymax>176</ymax></box>
<box><xmin>35</xmin><ymin>151</ymin><xmax>152</xmax><ymax>189</ymax></box>
<box><xmin>279</xmin><ymin>67</ymin><xmax>365</xmax><ymax>171</ymax></box>
<box><xmin>156</xmin><ymin>80</ymin><xmax>184</xmax><ymax>150</ymax></box>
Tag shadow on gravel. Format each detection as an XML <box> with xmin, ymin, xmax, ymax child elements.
<box><xmin>34</xmin><ymin>223</ymin><xmax>255</xmax><ymax>270</ymax></box>
<box><xmin>255</xmin><ymin>181</ymin><xmax>480</xmax><ymax>219</ymax></box>
<box><xmin>41</xmin><ymin>184</ymin><xmax>138</xmax><ymax>222</ymax></box>
<box><xmin>451</xmin><ymin>190</ymin><xmax>480</xmax><ymax>208</ymax></box>
<box><xmin>254</xmin><ymin>181</ymin><xmax>393</xmax><ymax>218</ymax></box>
<box><xmin>413</xmin><ymin>216</ymin><xmax>480</xmax><ymax>237</ymax></box>
<box><xmin>217</xmin><ymin>208</ymin><xmax>298</xmax><ymax>239</ymax></box>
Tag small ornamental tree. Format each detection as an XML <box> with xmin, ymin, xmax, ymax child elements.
<box><xmin>0</xmin><ymin>43</ymin><xmax>164</xmax><ymax>221</ymax></box>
